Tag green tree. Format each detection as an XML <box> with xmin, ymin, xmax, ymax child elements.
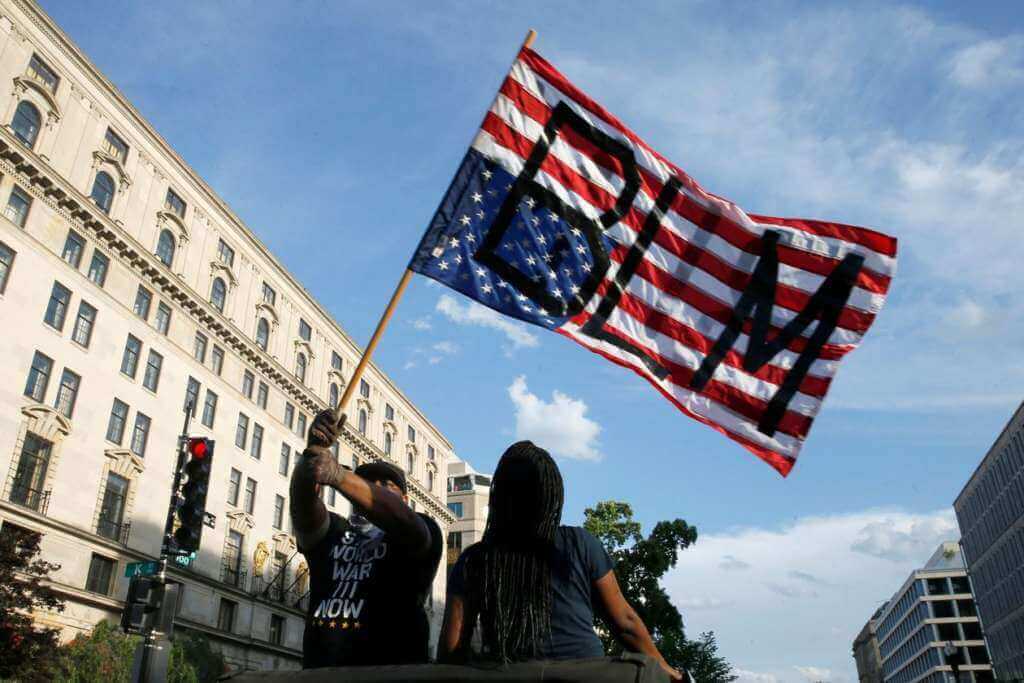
<box><xmin>55</xmin><ymin>620</ymin><xmax>224</xmax><ymax>683</ymax></box>
<box><xmin>583</xmin><ymin>501</ymin><xmax>737</xmax><ymax>682</ymax></box>
<box><xmin>0</xmin><ymin>526</ymin><xmax>66</xmax><ymax>682</ymax></box>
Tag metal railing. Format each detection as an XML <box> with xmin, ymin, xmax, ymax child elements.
<box><xmin>8</xmin><ymin>485</ymin><xmax>51</xmax><ymax>515</ymax></box>
<box><xmin>96</xmin><ymin>518</ymin><xmax>131</xmax><ymax>545</ymax></box>
<box><xmin>220</xmin><ymin>563</ymin><xmax>247</xmax><ymax>589</ymax></box>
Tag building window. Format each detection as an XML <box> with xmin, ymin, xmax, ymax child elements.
<box><xmin>90</xmin><ymin>171</ymin><xmax>115</xmax><ymax>214</ymax></box>
<box><xmin>257</xmin><ymin>381</ymin><xmax>268</xmax><ymax>410</ymax></box>
<box><xmin>268</xmin><ymin>614</ymin><xmax>285</xmax><ymax>646</ymax></box>
<box><xmin>143</xmin><ymin>350</ymin><xmax>163</xmax><ymax>392</ymax></box>
<box><xmin>202</xmin><ymin>390</ymin><xmax>218</xmax><ymax>428</ymax></box>
<box><xmin>296</xmin><ymin>413</ymin><xmax>307</xmax><ymax>439</ymax></box>
<box><xmin>385</xmin><ymin>404</ymin><xmax>394</xmax><ymax>421</ymax></box>
<box><xmin>244</xmin><ymin>478</ymin><xmax>257</xmax><ymax>515</ymax></box>
<box><xmin>185</xmin><ymin>377</ymin><xmax>200</xmax><ymax>417</ymax></box>
<box><xmin>217</xmin><ymin>239</ymin><xmax>235</xmax><ymax>268</ymax></box>
<box><xmin>384</xmin><ymin>432</ymin><xmax>392</xmax><ymax>456</ymax></box>
<box><xmin>71</xmin><ymin>301</ymin><xmax>97</xmax><ymax>348</ymax></box>
<box><xmin>62</xmin><ymin>230</ymin><xmax>86</xmax><ymax>268</ymax></box>
<box><xmin>251</xmin><ymin>424</ymin><xmax>263</xmax><ymax>460</ymax></box>
<box><xmin>44</xmin><ymin>281</ymin><xmax>71</xmax><ymax>330</ymax></box>
<box><xmin>242</xmin><ymin>370</ymin><xmax>254</xmax><ymax>400</ymax></box>
<box><xmin>85</xmin><ymin>554</ymin><xmax>115</xmax><ymax>595</ymax></box>
<box><xmin>0</xmin><ymin>241</ymin><xmax>14</xmax><ymax>293</ymax></box>
<box><xmin>26</xmin><ymin>55</ymin><xmax>60</xmax><ymax>94</ymax></box>
<box><xmin>256</xmin><ymin>318</ymin><xmax>270</xmax><ymax>351</ymax></box>
<box><xmin>54</xmin><ymin>369</ymin><xmax>80</xmax><ymax>418</ymax></box>
<box><xmin>134</xmin><ymin>285</ymin><xmax>152</xmax><ymax>320</ymax></box>
<box><xmin>10</xmin><ymin>433</ymin><xmax>51</xmax><ymax>510</ymax></box>
<box><xmin>448</xmin><ymin>502</ymin><xmax>464</xmax><ymax>518</ymax></box>
<box><xmin>130</xmin><ymin>412</ymin><xmax>150</xmax><ymax>457</ymax></box>
<box><xmin>273</xmin><ymin>495</ymin><xmax>285</xmax><ymax>530</ymax></box>
<box><xmin>284</xmin><ymin>402</ymin><xmax>295</xmax><ymax>429</ymax></box>
<box><xmin>236</xmin><ymin>413</ymin><xmax>249</xmax><ymax>449</ymax></box>
<box><xmin>329</xmin><ymin>383</ymin><xmax>339</xmax><ymax>409</ymax></box>
<box><xmin>406</xmin><ymin>451</ymin><xmax>414</xmax><ymax>474</ymax></box>
<box><xmin>358</xmin><ymin>409</ymin><xmax>367</xmax><ymax>436</ymax></box>
<box><xmin>155</xmin><ymin>229</ymin><xmax>175</xmax><ymax>267</ymax></box>
<box><xmin>298</xmin><ymin>319</ymin><xmax>311</xmax><ymax>342</ymax></box>
<box><xmin>359</xmin><ymin>379</ymin><xmax>370</xmax><ymax>398</ymax></box>
<box><xmin>87</xmin><ymin>250</ymin><xmax>109</xmax><ymax>287</ymax></box>
<box><xmin>279</xmin><ymin>444</ymin><xmax>290</xmax><ymax>476</ymax></box>
<box><xmin>210</xmin><ymin>277</ymin><xmax>226</xmax><ymax>313</ymax></box>
<box><xmin>5</xmin><ymin>185</ymin><xmax>31</xmax><ymax>227</ymax></box>
<box><xmin>106</xmin><ymin>399</ymin><xmax>129</xmax><ymax>444</ymax></box>
<box><xmin>227</xmin><ymin>468</ymin><xmax>241</xmax><ymax>506</ymax></box>
<box><xmin>262</xmin><ymin>282</ymin><xmax>276</xmax><ymax>306</ymax></box>
<box><xmin>155</xmin><ymin>302</ymin><xmax>172</xmax><ymax>335</ymax></box>
<box><xmin>427</xmin><ymin>469</ymin><xmax>434</xmax><ymax>492</ymax></box>
<box><xmin>121</xmin><ymin>335</ymin><xmax>141</xmax><ymax>377</ymax></box>
<box><xmin>407</xmin><ymin>426</ymin><xmax>416</xmax><ymax>444</ymax></box>
<box><xmin>102</xmin><ymin>128</ymin><xmax>129</xmax><ymax>163</ymax></box>
<box><xmin>24</xmin><ymin>351</ymin><xmax>53</xmax><ymax>401</ymax></box>
<box><xmin>211</xmin><ymin>345</ymin><xmax>224</xmax><ymax>375</ymax></box>
<box><xmin>428</xmin><ymin>445</ymin><xmax>435</xmax><ymax>461</ymax></box>
<box><xmin>447</xmin><ymin>531</ymin><xmax>463</xmax><ymax>556</ymax></box>
<box><xmin>193</xmin><ymin>332</ymin><xmax>208</xmax><ymax>363</ymax></box>
<box><xmin>164</xmin><ymin>188</ymin><xmax>186</xmax><ymax>219</ymax></box>
<box><xmin>11</xmin><ymin>100</ymin><xmax>40</xmax><ymax>149</ymax></box>
<box><xmin>295</xmin><ymin>353</ymin><xmax>307</xmax><ymax>383</ymax></box>
<box><xmin>97</xmin><ymin>472</ymin><xmax>128</xmax><ymax>541</ymax></box>
<box><xmin>331</xmin><ymin>351</ymin><xmax>343</xmax><ymax>372</ymax></box>
<box><xmin>217</xmin><ymin>598</ymin><xmax>237</xmax><ymax>632</ymax></box>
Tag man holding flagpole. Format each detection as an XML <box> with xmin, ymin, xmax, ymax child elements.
<box><xmin>290</xmin><ymin>410</ymin><xmax>443</xmax><ymax>669</ymax></box>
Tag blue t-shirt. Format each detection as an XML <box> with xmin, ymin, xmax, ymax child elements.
<box><xmin>448</xmin><ymin>525</ymin><xmax>613</xmax><ymax>660</ymax></box>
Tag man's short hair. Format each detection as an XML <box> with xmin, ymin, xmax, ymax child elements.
<box><xmin>354</xmin><ymin>461</ymin><xmax>408</xmax><ymax>494</ymax></box>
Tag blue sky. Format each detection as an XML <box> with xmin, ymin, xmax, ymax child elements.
<box><xmin>42</xmin><ymin>1</ymin><xmax>1024</xmax><ymax>680</ymax></box>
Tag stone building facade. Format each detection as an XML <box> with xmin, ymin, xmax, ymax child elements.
<box><xmin>0</xmin><ymin>0</ymin><xmax>456</xmax><ymax>671</ymax></box>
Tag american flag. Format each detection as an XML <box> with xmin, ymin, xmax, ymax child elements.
<box><xmin>410</xmin><ymin>46</ymin><xmax>897</xmax><ymax>476</ymax></box>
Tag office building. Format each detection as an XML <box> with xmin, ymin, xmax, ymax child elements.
<box><xmin>954</xmin><ymin>401</ymin><xmax>1024</xmax><ymax>681</ymax></box>
<box><xmin>875</xmin><ymin>542</ymin><xmax>992</xmax><ymax>683</ymax></box>
<box><xmin>0</xmin><ymin>0</ymin><xmax>456</xmax><ymax>671</ymax></box>
<box><xmin>445</xmin><ymin>459</ymin><xmax>490</xmax><ymax>571</ymax></box>
<box><xmin>853</xmin><ymin>602</ymin><xmax>887</xmax><ymax>683</ymax></box>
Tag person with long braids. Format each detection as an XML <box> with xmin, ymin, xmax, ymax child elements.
<box><xmin>438</xmin><ymin>441</ymin><xmax>685</xmax><ymax>681</ymax></box>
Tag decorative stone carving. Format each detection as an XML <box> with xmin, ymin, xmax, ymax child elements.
<box><xmin>209</xmin><ymin>260</ymin><xmax>237</xmax><ymax>288</ymax></box>
<box><xmin>102</xmin><ymin>448</ymin><xmax>144</xmax><ymax>479</ymax></box>
<box><xmin>91</xmin><ymin>150</ymin><xmax>131</xmax><ymax>190</ymax></box>
<box><xmin>226</xmin><ymin>509</ymin><xmax>254</xmax><ymax>533</ymax></box>
<box><xmin>253</xmin><ymin>541</ymin><xmax>270</xmax><ymax>575</ymax></box>
<box><xmin>273</xmin><ymin>532</ymin><xmax>296</xmax><ymax>555</ymax></box>
<box><xmin>293</xmin><ymin>338</ymin><xmax>314</xmax><ymax>360</ymax></box>
<box><xmin>157</xmin><ymin>209</ymin><xmax>189</xmax><ymax>244</ymax></box>
<box><xmin>20</xmin><ymin>404</ymin><xmax>71</xmax><ymax>443</ymax></box>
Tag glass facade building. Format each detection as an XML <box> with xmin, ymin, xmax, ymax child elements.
<box><xmin>875</xmin><ymin>543</ymin><xmax>993</xmax><ymax>683</ymax></box>
<box><xmin>954</xmin><ymin>402</ymin><xmax>1024</xmax><ymax>681</ymax></box>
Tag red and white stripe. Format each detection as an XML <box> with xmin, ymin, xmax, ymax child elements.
<box><xmin>472</xmin><ymin>48</ymin><xmax>897</xmax><ymax>476</ymax></box>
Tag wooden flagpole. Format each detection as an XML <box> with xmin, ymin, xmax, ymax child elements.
<box><xmin>333</xmin><ymin>29</ymin><xmax>537</xmax><ymax>428</ymax></box>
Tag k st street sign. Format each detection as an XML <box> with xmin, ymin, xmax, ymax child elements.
<box><xmin>124</xmin><ymin>561</ymin><xmax>159</xmax><ymax>578</ymax></box>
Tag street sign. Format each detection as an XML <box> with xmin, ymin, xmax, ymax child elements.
<box><xmin>174</xmin><ymin>551</ymin><xmax>196</xmax><ymax>567</ymax></box>
<box><xmin>124</xmin><ymin>561</ymin><xmax>160</xmax><ymax>578</ymax></box>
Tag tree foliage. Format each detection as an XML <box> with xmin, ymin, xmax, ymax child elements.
<box><xmin>583</xmin><ymin>501</ymin><xmax>737</xmax><ymax>682</ymax></box>
<box><xmin>0</xmin><ymin>526</ymin><xmax>66</xmax><ymax>682</ymax></box>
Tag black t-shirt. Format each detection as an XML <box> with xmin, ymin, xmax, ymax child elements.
<box><xmin>300</xmin><ymin>511</ymin><xmax>443</xmax><ymax>668</ymax></box>
<box><xmin>448</xmin><ymin>525</ymin><xmax>613</xmax><ymax>660</ymax></box>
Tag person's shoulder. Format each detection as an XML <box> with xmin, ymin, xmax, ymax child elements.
<box><xmin>416</xmin><ymin>511</ymin><xmax>442</xmax><ymax>533</ymax></box>
<box><xmin>557</xmin><ymin>525</ymin><xmax>596</xmax><ymax>543</ymax></box>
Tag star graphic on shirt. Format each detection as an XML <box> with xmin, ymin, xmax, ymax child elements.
<box><xmin>577</xmin><ymin>244</ymin><xmax>587</xmax><ymax>254</ymax></box>
<box><xmin>552</xmin><ymin>288</ymin><xmax>563</xmax><ymax>299</ymax></box>
<box><xmin>570</xmin><ymin>284</ymin><xmax>581</xmax><ymax>295</ymax></box>
<box><xmin>525</xmin><ymin>255</ymin><xmax>537</xmax><ymax>266</ymax></box>
<box><xmin>438</xmin><ymin>260</ymin><xmax>449</xmax><ymax>271</ymax></box>
<box><xmin>471</xmin><ymin>192</ymin><xmax>483</xmax><ymax>203</ymax></box>
<box><xmin>571</xmin><ymin>227</ymin><xmax>583</xmax><ymax>237</ymax></box>
<box><xmin>582</xmin><ymin>263</ymin><xmax>593</xmax><ymax>272</ymax></box>
<box><xmin>459</xmin><ymin>215</ymin><xmax>471</xmax><ymax>226</ymax></box>
<box><xmin>525</xmin><ymin>196</ymin><xmax>536</xmax><ymax>208</ymax></box>
<box><xmin>466</xmin><ymin>232</ymin><xmax>477</xmax><ymax>243</ymax></box>
<box><xmin>482</xmin><ymin>169</ymin><xmax>493</xmax><ymax>180</ymax></box>
<box><xmin>497</xmin><ymin>279</ymin><xmax>508</xmax><ymax>288</ymax></box>
<box><xmin>475</xmin><ymin>210</ymin><xmax>485</xmax><ymax>220</ymax></box>
<box><xmin>341</xmin><ymin>621</ymin><xmax>350</xmax><ymax>630</ymax></box>
<box><xmin>543</xmin><ymin>253</ymin><xmax>554</xmax><ymax>263</ymax></box>
<box><xmin>531</xmin><ymin>216</ymin><xmax>540</xmax><ymax>226</ymax></box>
<box><xmin>453</xmin><ymin>254</ymin><xmax>463</xmax><ymax>264</ymax></box>
<box><xmin>482</xmin><ymin>284</ymin><xmax>493</xmax><ymax>294</ymax></box>
<box><xmin>475</xmin><ymin>267</ymin><xmax>487</xmax><ymax>278</ymax></box>
<box><xmin>449</xmin><ymin>237</ymin><xmax>460</xmax><ymax>248</ymax></box>
<box><xmin>548</xmin><ymin>269</ymin><xmax>558</xmax><ymax>280</ymax></box>
<box><xmin>537</xmin><ymin>235</ymin><xmax>547</xmax><ymax>245</ymax></box>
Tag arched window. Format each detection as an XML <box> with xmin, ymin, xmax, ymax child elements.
<box><xmin>406</xmin><ymin>451</ymin><xmax>414</xmax><ymax>474</ymax></box>
<box><xmin>295</xmin><ymin>353</ymin><xmax>307</xmax><ymax>383</ymax></box>
<box><xmin>90</xmin><ymin>171</ymin><xmax>115</xmax><ymax>214</ymax></box>
<box><xmin>358</xmin><ymin>409</ymin><xmax>367</xmax><ymax>435</ymax></box>
<box><xmin>427</xmin><ymin>469</ymin><xmax>434</xmax><ymax>492</ymax></box>
<box><xmin>329</xmin><ymin>383</ymin><xmax>339</xmax><ymax>408</ymax></box>
<box><xmin>255</xmin><ymin>318</ymin><xmax>269</xmax><ymax>351</ymax></box>
<box><xmin>155</xmin><ymin>229</ymin><xmax>175</xmax><ymax>267</ymax></box>
<box><xmin>384</xmin><ymin>432</ymin><xmax>392</xmax><ymax>456</ymax></box>
<box><xmin>210</xmin><ymin>277</ymin><xmax>226</xmax><ymax>313</ymax></box>
<box><xmin>11</xmin><ymin>101</ymin><xmax>40</xmax><ymax>149</ymax></box>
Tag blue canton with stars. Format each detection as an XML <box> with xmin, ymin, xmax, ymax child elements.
<box><xmin>410</xmin><ymin>150</ymin><xmax>614</xmax><ymax>330</ymax></box>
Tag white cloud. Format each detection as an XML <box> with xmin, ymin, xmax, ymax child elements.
<box><xmin>666</xmin><ymin>508</ymin><xmax>957</xmax><ymax>681</ymax></box>
<box><xmin>432</xmin><ymin>341</ymin><xmax>459</xmax><ymax>355</ymax></box>
<box><xmin>794</xmin><ymin>665</ymin><xmax>841</xmax><ymax>682</ymax></box>
<box><xmin>735</xmin><ymin>670</ymin><xmax>780</xmax><ymax>683</ymax></box>
<box><xmin>949</xmin><ymin>36</ymin><xmax>1024</xmax><ymax>89</ymax></box>
<box><xmin>411</xmin><ymin>316</ymin><xmax>432</xmax><ymax>331</ymax></box>
<box><xmin>507</xmin><ymin>376</ymin><xmax>602</xmax><ymax>461</ymax></box>
<box><xmin>436</xmin><ymin>294</ymin><xmax>539</xmax><ymax>350</ymax></box>
<box><xmin>719</xmin><ymin>555</ymin><xmax>751</xmax><ymax>571</ymax></box>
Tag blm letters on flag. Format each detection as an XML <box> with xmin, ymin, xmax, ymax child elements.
<box><xmin>410</xmin><ymin>47</ymin><xmax>897</xmax><ymax>476</ymax></box>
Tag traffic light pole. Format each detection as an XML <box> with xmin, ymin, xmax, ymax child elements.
<box><xmin>131</xmin><ymin>401</ymin><xmax>194</xmax><ymax>683</ymax></box>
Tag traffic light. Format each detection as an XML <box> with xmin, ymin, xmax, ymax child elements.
<box><xmin>122</xmin><ymin>575</ymin><xmax>161</xmax><ymax>634</ymax></box>
<box><xmin>173</xmin><ymin>438</ymin><xmax>214</xmax><ymax>553</ymax></box>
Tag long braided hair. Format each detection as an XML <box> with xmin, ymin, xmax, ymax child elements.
<box><xmin>463</xmin><ymin>441</ymin><xmax>564</xmax><ymax>662</ymax></box>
